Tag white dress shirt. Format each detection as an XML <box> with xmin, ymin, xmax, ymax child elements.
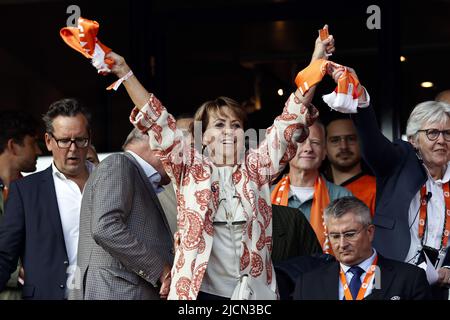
<box><xmin>52</xmin><ymin>161</ymin><xmax>94</xmax><ymax>297</ymax></box>
<box><xmin>339</xmin><ymin>249</ymin><xmax>377</xmax><ymax>300</ymax></box>
<box><xmin>126</xmin><ymin>150</ymin><xmax>164</xmax><ymax>194</ymax></box>
<box><xmin>405</xmin><ymin>163</ymin><xmax>450</xmax><ymax>265</ymax></box>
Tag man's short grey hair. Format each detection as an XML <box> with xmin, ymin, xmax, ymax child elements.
<box><xmin>406</xmin><ymin>101</ymin><xmax>450</xmax><ymax>143</ymax></box>
<box><xmin>122</xmin><ymin>128</ymin><xmax>148</xmax><ymax>150</ymax></box>
<box><xmin>324</xmin><ymin>196</ymin><xmax>372</xmax><ymax>227</ymax></box>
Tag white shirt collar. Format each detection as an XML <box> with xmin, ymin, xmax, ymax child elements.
<box><xmin>423</xmin><ymin>161</ymin><xmax>450</xmax><ymax>184</ymax></box>
<box><xmin>126</xmin><ymin>150</ymin><xmax>164</xmax><ymax>194</ymax></box>
<box><xmin>52</xmin><ymin>160</ymin><xmax>94</xmax><ymax>181</ymax></box>
<box><xmin>340</xmin><ymin>248</ymin><xmax>377</xmax><ymax>274</ymax></box>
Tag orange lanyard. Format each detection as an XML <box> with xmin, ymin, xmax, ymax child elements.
<box><xmin>340</xmin><ymin>255</ymin><xmax>378</xmax><ymax>300</ymax></box>
<box><xmin>419</xmin><ymin>183</ymin><xmax>450</xmax><ymax>248</ymax></box>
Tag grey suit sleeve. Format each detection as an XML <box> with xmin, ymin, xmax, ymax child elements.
<box><xmin>90</xmin><ymin>156</ymin><xmax>167</xmax><ymax>286</ymax></box>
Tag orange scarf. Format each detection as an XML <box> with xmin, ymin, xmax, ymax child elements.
<box><xmin>60</xmin><ymin>17</ymin><xmax>113</xmax><ymax>74</ymax></box>
<box><xmin>271</xmin><ymin>175</ymin><xmax>331</xmax><ymax>253</ymax></box>
<box><xmin>295</xmin><ymin>59</ymin><xmax>365</xmax><ymax>113</ymax></box>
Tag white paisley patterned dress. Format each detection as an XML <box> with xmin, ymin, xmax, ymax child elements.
<box><xmin>130</xmin><ymin>93</ymin><xmax>318</xmax><ymax>300</ymax></box>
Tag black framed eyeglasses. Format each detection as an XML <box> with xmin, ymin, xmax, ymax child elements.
<box><xmin>50</xmin><ymin>133</ymin><xmax>89</xmax><ymax>149</ymax></box>
<box><xmin>417</xmin><ymin>129</ymin><xmax>450</xmax><ymax>142</ymax></box>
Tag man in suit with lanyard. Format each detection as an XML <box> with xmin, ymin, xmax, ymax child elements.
<box><xmin>294</xmin><ymin>197</ymin><xmax>431</xmax><ymax>300</ymax></box>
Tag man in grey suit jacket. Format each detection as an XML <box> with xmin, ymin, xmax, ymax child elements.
<box><xmin>70</xmin><ymin>129</ymin><xmax>174</xmax><ymax>300</ymax></box>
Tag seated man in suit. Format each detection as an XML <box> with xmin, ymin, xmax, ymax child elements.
<box><xmin>294</xmin><ymin>196</ymin><xmax>431</xmax><ymax>300</ymax></box>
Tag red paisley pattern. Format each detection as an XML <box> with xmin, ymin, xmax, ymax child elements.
<box><xmin>211</xmin><ymin>181</ymin><xmax>220</xmax><ymax>209</ymax></box>
<box><xmin>183</xmin><ymin>211</ymin><xmax>203</xmax><ymax>250</ymax></box>
<box><xmin>256</xmin><ymin>221</ymin><xmax>266</xmax><ymax>251</ymax></box>
<box><xmin>130</xmin><ymin>92</ymin><xmax>316</xmax><ymax>299</ymax></box>
<box><xmin>250</xmin><ymin>252</ymin><xmax>264</xmax><ymax>277</ymax></box>
<box><xmin>187</xmin><ymin>163</ymin><xmax>211</xmax><ymax>185</ymax></box>
<box><xmin>192</xmin><ymin>262</ymin><xmax>208</xmax><ymax>294</ymax></box>
<box><xmin>240</xmin><ymin>243</ymin><xmax>250</xmax><ymax>271</ymax></box>
<box><xmin>175</xmin><ymin>249</ymin><xmax>185</xmax><ymax>272</ymax></box>
<box><xmin>167</xmin><ymin>114</ymin><xmax>177</xmax><ymax>131</ymax></box>
<box><xmin>150</xmin><ymin>123</ymin><xmax>163</xmax><ymax>145</ymax></box>
<box><xmin>280</xmin><ymin>142</ymin><xmax>298</xmax><ymax>165</ymax></box>
<box><xmin>232</xmin><ymin>169</ymin><xmax>242</xmax><ymax>185</ymax></box>
<box><xmin>284</xmin><ymin>123</ymin><xmax>303</xmax><ymax>143</ymax></box>
<box><xmin>175</xmin><ymin>277</ymin><xmax>192</xmax><ymax>300</ymax></box>
<box><xmin>194</xmin><ymin>189</ymin><xmax>212</xmax><ymax>210</ymax></box>
<box><xmin>246</xmin><ymin>151</ymin><xmax>271</xmax><ymax>188</ymax></box>
<box><xmin>204</xmin><ymin>209</ymin><xmax>214</xmax><ymax>236</ymax></box>
<box><xmin>198</xmin><ymin>235</ymin><xmax>206</xmax><ymax>254</ymax></box>
<box><xmin>258</xmin><ymin>197</ymin><xmax>272</xmax><ymax>229</ymax></box>
<box><xmin>149</xmin><ymin>94</ymin><xmax>165</xmax><ymax>119</ymax></box>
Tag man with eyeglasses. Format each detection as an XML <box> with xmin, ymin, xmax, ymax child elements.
<box><xmin>327</xmin><ymin>65</ymin><xmax>450</xmax><ymax>299</ymax></box>
<box><xmin>294</xmin><ymin>196</ymin><xmax>430</xmax><ymax>300</ymax></box>
<box><xmin>324</xmin><ymin>117</ymin><xmax>376</xmax><ymax>215</ymax></box>
<box><xmin>0</xmin><ymin>98</ymin><xmax>94</xmax><ymax>299</ymax></box>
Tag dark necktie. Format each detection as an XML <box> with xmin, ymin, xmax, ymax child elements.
<box><xmin>348</xmin><ymin>266</ymin><xmax>365</xmax><ymax>299</ymax></box>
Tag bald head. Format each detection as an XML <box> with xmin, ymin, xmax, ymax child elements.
<box><xmin>436</xmin><ymin>90</ymin><xmax>450</xmax><ymax>104</ymax></box>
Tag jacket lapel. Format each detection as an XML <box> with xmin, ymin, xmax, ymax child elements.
<box><xmin>365</xmin><ymin>255</ymin><xmax>395</xmax><ymax>300</ymax></box>
<box><xmin>40</xmin><ymin>166</ymin><xmax>68</xmax><ymax>259</ymax></box>
<box><xmin>123</xmin><ymin>152</ymin><xmax>172</xmax><ymax>235</ymax></box>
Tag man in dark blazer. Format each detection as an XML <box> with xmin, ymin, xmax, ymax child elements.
<box><xmin>70</xmin><ymin>129</ymin><xmax>174</xmax><ymax>300</ymax></box>
<box><xmin>0</xmin><ymin>111</ymin><xmax>42</xmax><ymax>300</ymax></box>
<box><xmin>294</xmin><ymin>197</ymin><xmax>431</xmax><ymax>300</ymax></box>
<box><xmin>0</xmin><ymin>98</ymin><xmax>93</xmax><ymax>299</ymax></box>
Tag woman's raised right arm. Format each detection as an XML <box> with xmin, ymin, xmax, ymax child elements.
<box><xmin>108</xmin><ymin>52</ymin><xmax>152</xmax><ymax>109</ymax></box>
<box><xmin>108</xmin><ymin>52</ymin><xmax>186</xmax><ymax>186</ymax></box>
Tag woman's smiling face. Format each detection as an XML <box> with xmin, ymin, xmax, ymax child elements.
<box><xmin>202</xmin><ymin>106</ymin><xmax>245</xmax><ymax>165</ymax></box>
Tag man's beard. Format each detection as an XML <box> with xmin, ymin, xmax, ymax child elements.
<box><xmin>332</xmin><ymin>151</ymin><xmax>360</xmax><ymax>172</ymax></box>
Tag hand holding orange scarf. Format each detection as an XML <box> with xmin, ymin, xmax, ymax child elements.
<box><xmin>60</xmin><ymin>17</ymin><xmax>113</xmax><ymax>75</ymax></box>
<box><xmin>294</xmin><ymin>59</ymin><xmax>370</xmax><ymax>114</ymax></box>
